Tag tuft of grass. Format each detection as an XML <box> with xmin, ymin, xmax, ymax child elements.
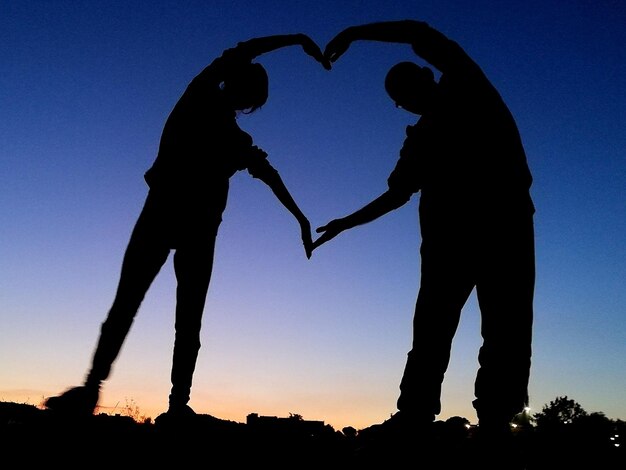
<box><xmin>119</xmin><ymin>397</ymin><xmax>151</xmax><ymax>424</ymax></box>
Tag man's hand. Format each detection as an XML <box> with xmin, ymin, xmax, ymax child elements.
<box><xmin>311</xmin><ymin>218</ymin><xmax>345</xmax><ymax>251</ymax></box>
<box><xmin>323</xmin><ymin>29</ymin><xmax>353</xmax><ymax>64</ymax></box>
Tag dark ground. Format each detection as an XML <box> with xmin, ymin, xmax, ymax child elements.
<box><xmin>1</xmin><ymin>401</ymin><xmax>623</xmax><ymax>468</ymax></box>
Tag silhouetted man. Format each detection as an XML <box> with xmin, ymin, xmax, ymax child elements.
<box><xmin>314</xmin><ymin>20</ymin><xmax>535</xmax><ymax>443</ymax></box>
<box><xmin>45</xmin><ymin>33</ymin><xmax>330</xmax><ymax>418</ymax></box>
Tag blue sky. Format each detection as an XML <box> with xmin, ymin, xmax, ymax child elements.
<box><xmin>1</xmin><ymin>0</ymin><xmax>625</xmax><ymax>430</ymax></box>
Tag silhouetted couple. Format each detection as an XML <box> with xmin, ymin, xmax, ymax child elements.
<box><xmin>46</xmin><ymin>20</ymin><xmax>535</xmax><ymax>450</ymax></box>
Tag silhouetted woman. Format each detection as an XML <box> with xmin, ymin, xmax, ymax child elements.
<box><xmin>45</xmin><ymin>33</ymin><xmax>330</xmax><ymax>418</ymax></box>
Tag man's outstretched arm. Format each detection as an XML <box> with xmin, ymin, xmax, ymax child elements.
<box><xmin>324</xmin><ymin>20</ymin><xmax>428</xmax><ymax>62</ymax></box>
<box><xmin>312</xmin><ymin>188</ymin><xmax>412</xmax><ymax>251</ymax></box>
<box><xmin>324</xmin><ymin>20</ymin><xmax>470</xmax><ymax>73</ymax></box>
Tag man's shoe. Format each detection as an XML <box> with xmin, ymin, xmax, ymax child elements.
<box><xmin>354</xmin><ymin>412</ymin><xmax>436</xmax><ymax>463</ymax></box>
<box><xmin>44</xmin><ymin>385</ymin><xmax>99</xmax><ymax>416</ymax></box>
<box><xmin>358</xmin><ymin>411</ymin><xmax>434</xmax><ymax>442</ymax></box>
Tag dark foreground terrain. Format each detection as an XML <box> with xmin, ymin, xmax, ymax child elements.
<box><xmin>1</xmin><ymin>401</ymin><xmax>623</xmax><ymax>469</ymax></box>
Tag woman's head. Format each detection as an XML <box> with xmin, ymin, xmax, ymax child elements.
<box><xmin>223</xmin><ymin>62</ymin><xmax>269</xmax><ymax>113</ymax></box>
<box><xmin>385</xmin><ymin>61</ymin><xmax>437</xmax><ymax>115</ymax></box>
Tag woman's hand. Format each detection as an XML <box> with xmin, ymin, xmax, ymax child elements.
<box><xmin>299</xmin><ymin>34</ymin><xmax>332</xmax><ymax>70</ymax></box>
<box><xmin>299</xmin><ymin>217</ymin><xmax>313</xmax><ymax>259</ymax></box>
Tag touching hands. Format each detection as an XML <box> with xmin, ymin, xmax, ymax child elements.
<box><xmin>311</xmin><ymin>218</ymin><xmax>345</xmax><ymax>252</ymax></box>
<box><xmin>299</xmin><ymin>34</ymin><xmax>332</xmax><ymax>70</ymax></box>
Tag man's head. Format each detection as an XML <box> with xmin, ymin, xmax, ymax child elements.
<box><xmin>385</xmin><ymin>61</ymin><xmax>437</xmax><ymax>115</ymax></box>
<box><xmin>223</xmin><ymin>62</ymin><xmax>269</xmax><ymax>114</ymax></box>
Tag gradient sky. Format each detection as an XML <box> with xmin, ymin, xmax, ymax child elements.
<box><xmin>2</xmin><ymin>0</ymin><xmax>625</xmax><ymax>431</ymax></box>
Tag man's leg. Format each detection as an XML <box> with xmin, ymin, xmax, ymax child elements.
<box><xmin>473</xmin><ymin>215</ymin><xmax>535</xmax><ymax>427</ymax></box>
<box><xmin>397</xmin><ymin>242</ymin><xmax>475</xmax><ymax>421</ymax></box>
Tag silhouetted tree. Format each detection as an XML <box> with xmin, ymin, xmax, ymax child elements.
<box><xmin>532</xmin><ymin>396</ymin><xmax>625</xmax><ymax>466</ymax></box>
<box><xmin>534</xmin><ymin>395</ymin><xmax>587</xmax><ymax>429</ymax></box>
<box><xmin>574</xmin><ymin>411</ymin><xmax>617</xmax><ymax>449</ymax></box>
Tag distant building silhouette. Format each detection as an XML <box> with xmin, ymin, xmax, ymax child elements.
<box><xmin>246</xmin><ymin>412</ymin><xmax>332</xmax><ymax>437</ymax></box>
